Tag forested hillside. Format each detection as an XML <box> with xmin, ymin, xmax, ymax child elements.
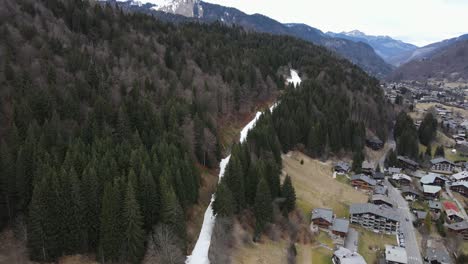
<box><xmin>0</xmin><ymin>0</ymin><xmax>389</xmax><ymax>263</ymax></box>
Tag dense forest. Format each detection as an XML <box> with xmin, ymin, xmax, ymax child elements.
<box><xmin>0</xmin><ymin>0</ymin><xmax>390</xmax><ymax>263</ymax></box>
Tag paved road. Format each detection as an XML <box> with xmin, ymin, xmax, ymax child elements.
<box><xmin>385</xmin><ymin>179</ymin><xmax>423</xmax><ymax>264</ymax></box>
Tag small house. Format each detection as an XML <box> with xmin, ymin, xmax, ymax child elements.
<box><xmin>374</xmin><ymin>185</ymin><xmax>388</xmax><ymax>196</ymax></box>
<box><xmin>334</xmin><ymin>162</ymin><xmax>350</xmax><ymax>174</ymax></box>
<box><xmin>425</xmin><ymin>246</ymin><xmax>452</xmax><ymax>264</ymax></box>
<box><xmin>452</xmin><ymin>171</ymin><xmax>468</xmax><ymax>182</ymax></box>
<box><xmin>420</xmin><ymin>173</ymin><xmax>446</xmax><ymax>187</ymax></box>
<box><xmin>384</xmin><ymin>245</ymin><xmax>408</xmax><ymax>264</ymax></box>
<box><xmin>362</xmin><ymin>161</ymin><xmax>375</xmax><ymax>175</ymax></box>
<box><xmin>387</xmin><ymin>167</ymin><xmax>402</xmax><ymax>175</ymax></box>
<box><xmin>311</xmin><ymin>208</ymin><xmax>333</xmax><ymax>228</ymax></box>
<box><xmin>366</xmin><ymin>137</ymin><xmax>384</xmax><ymax>150</ymax></box>
<box><xmin>397</xmin><ymin>156</ymin><xmax>419</xmax><ymax>170</ymax></box>
<box><xmin>424</xmin><ymin>185</ymin><xmax>442</xmax><ymax>199</ymax></box>
<box><xmin>401</xmin><ymin>186</ymin><xmax>420</xmax><ymax>201</ymax></box>
<box><xmin>371</xmin><ymin>194</ymin><xmax>394</xmax><ymax>208</ymax></box>
<box><xmin>450</xmin><ymin>182</ymin><xmax>468</xmax><ymax>197</ymax></box>
<box><xmin>391</xmin><ymin>173</ymin><xmax>412</xmax><ymax>186</ymax></box>
<box><xmin>446</xmin><ymin>221</ymin><xmax>468</xmax><ymax>240</ymax></box>
<box><xmin>429</xmin><ymin>201</ymin><xmax>442</xmax><ymax>213</ymax></box>
<box><xmin>332</xmin><ymin>247</ymin><xmax>366</xmax><ymax>264</ymax></box>
<box><xmin>351</xmin><ymin>174</ymin><xmax>377</xmax><ymax>190</ymax></box>
<box><xmin>373</xmin><ymin>172</ymin><xmax>385</xmax><ymax>181</ymax></box>
<box><xmin>331</xmin><ymin>218</ymin><xmax>349</xmax><ymax>238</ymax></box>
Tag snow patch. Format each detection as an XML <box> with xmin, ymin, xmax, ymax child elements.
<box><xmin>187</xmin><ymin>70</ymin><xmax>300</xmax><ymax>264</ymax></box>
<box><xmin>286</xmin><ymin>69</ymin><xmax>302</xmax><ymax>87</ymax></box>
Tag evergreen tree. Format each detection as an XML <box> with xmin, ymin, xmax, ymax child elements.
<box><xmin>212</xmin><ymin>180</ymin><xmax>235</xmax><ymax>217</ymax></box>
<box><xmin>281</xmin><ymin>175</ymin><xmax>296</xmax><ymax>214</ymax></box>
<box><xmin>159</xmin><ymin>176</ymin><xmax>186</xmax><ymax>243</ymax></box>
<box><xmin>435</xmin><ymin>146</ymin><xmax>445</xmax><ymax>158</ymax></box>
<box><xmin>351</xmin><ymin>151</ymin><xmax>364</xmax><ymax>173</ymax></box>
<box><xmin>122</xmin><ymin>181</ymin><xmax>145</xmax><ymax>264</ymax></box>
<box><xmin>27</xmin><ymin>178</ymin><xmax>48</xmax><ymax>261</ymax></box>
<box><xmin>99</xmin><ymin>183</ymin><xmax>122</xmax><ymax>262</ymax></box>
<box><xmin>81</xmin><ymin>166</ymin><xmax>100</xmax><ymax>251</ymax></box>
<box><xmin>418</xmin><ymin>113</ymin><xmax>438</xmax><ymax>146</ymax></box>
<box><xmin>254</xmin><ymin>177</ymin><xmax>273</xmax><ymax>237</ymax></box>
<box><xmin>224</xmin><ymin>155</ymin><xmax>245</xmax><ymax>211</ymax></box>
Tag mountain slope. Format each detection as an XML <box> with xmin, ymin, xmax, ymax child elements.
<box><xmin>108</xmin><ymin>0</ymin><xmax>393</xmax><ymax>78</ymax></box>
<box><xmin>327</xmin><ymin>30</ymin><xmax>418</xmax><ymax>65</ymax></box>
<box><xmin>388</xmin><ymin>40</ymin><xmax>468</xmax><ymax>81</ymax></box>
<box><xmin>389</xmin><ymin>34</ymin><xmax>468</xmax><ymax>66</ymax></box>
<box><xmin>1</xmin><ymin>0</ymin><xmax>390</xmax><ymax>262</ymax></box>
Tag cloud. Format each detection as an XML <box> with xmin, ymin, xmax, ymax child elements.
<box><xmin>204</xmin><ymin>0</ymin><xmax>468</xmax><ymax>46</ymax></box>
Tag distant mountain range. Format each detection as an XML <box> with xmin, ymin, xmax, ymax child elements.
<box><xmin>388</xmin><ymin>39</ymin><xmax>468</xmax><ymax>82</ymax></box>
<box><xmin>106</xmin><ymin>0</ymin><xmax>393</xmax><ymax>78</ymax></box>
<box><xmin>326</xmin><ymin>30</ymin><xmax>418</xmax><ymax>66</ymax></box>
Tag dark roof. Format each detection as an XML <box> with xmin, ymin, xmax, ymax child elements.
<box><xmin>400</xmin><ymin>186</ymin><xmax>420</xmax><ymax>196</ymax></box>
<box><xmin>351</xmin><ymin>174</ymin><xmax>377</xmax><ymax>186</ymax></box>
<box><xmin>335</xmin><ymin>161</ymin><xmax>350</xmax><ymax>171</ymax></box>
<box><xmin>388</xmin><ymin>167</ymin><xmax>402</xmax><ymax>174</ymax></box>
<box><xmin>366</xmin><ymin>137</ymin><xmax>383</xmax><ymax>144</ymax></box>
<box><xmin>331</xmin><ymin>218</ymin><xmax>349</xmax><ymax>234</ymax></box>
<box><xmin>373</xmin><ymin>172</ymin><xmax>385</xmax><ymax>180</ymax></box>
<box><xmin>397</xmin><ymin>156</ymin><xmax>419</xmax><ymax>167</ymax></box>
<box><xmin>371</xmin><ymin>194</ymin><xmax>393</xmax><ymax>207</ymax></box>
<box><xmin>414</xmin><ymin>210</ymin><xmax>427</xmax><ymax>220</ymax></box>
<box><xmin>350</xmin><ymin>203</ymin><xmax>400</xmax><ymax>222</ymax></box>
<box><xmin>311</xmin><ymin>208</ymin><xmax>333</xmax><ymax>223</ymax></box>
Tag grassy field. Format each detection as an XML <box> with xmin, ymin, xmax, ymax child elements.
<box><xmin>296</xmin><ymin>244</ymin><xmax>333</xmax><ymax>264</ymax></box>
<box><xmin>283</xmin><ymin>151</ymin><xmax>368</xmax><ymax>218</ymax></box>
<box><xmin>414</xmin><ymin>103</ymin><xmax>468</xmax><ymax>120</ymax></box>
<box><xmin>355</xmin><ymin>226</ymin><xmax>397</xmax><ymax>264</ymax></box>
<box><xmin>232</xmin><ymin>241</ymin><xmax>287</xmax><ymax>264</ymax></box>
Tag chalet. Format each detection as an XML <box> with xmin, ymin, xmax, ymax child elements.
<box><xmin>351</xmin><ymin>174</ymin><xmax>377</xmax><ymax>190</ymax></box>
<box><xmin>446</xmin><ymin>221</ymin><xmax>468</xmax><ymax>240</ymax></box>
<box><xmin>332</xmin><ymin>247</ymin><xmax>366</xmax><ymax>264</ymax></box>
<box><xmin>311</xmin><ymin>208</ymin><xmax>333</xmax><ymax>228</ymax></box>
<box><xmin>362</xmin><ymin>161</ymin><xmax>375</xmax><ymax>175</ymax></box>
<box><xmin>429</xmin><ymin>201</ymin><xmax>442</xmax><ymax>213</ymax></box>
<box><xmin>414</xmin><ymin>210</ymin><xmax>427</xmax><ymax>221</ymax></box>
<box><xmin>366</xmin><ymin>137</ymin><xmax>384</xmax><ymax>150</ymax></box>
<box><xmin>425</xmin><ymin>246</ymin><xmax>452</xmax><ymax>264</ymax></box>
<box><xmin>430</xmin><ymin>158</ymin><xmax>455</xmax><ymax>173</ymax></box>
<box><xmin>331</xmin><ymin>218</ymin><xmax>349</xmax><ymax>238</ymax></box>
<box><xmin>452</xmin><ymin>171</ymin><xmax>468</xmax><ymax>182</ymax></box>
<box><xmin>373</xmin><ymin>172</ymin><xmax>385</xmax><ymax>181</ymax></box>
<box><xmin>444</xmin><ymin>201</ymin><xmax>464</xmax><ymax>223</ymax></box>
<box><xmin>334</xmin><ymin>162</ymin><xmax>350</xmax><ymax>174</ymax></box>
<box><xmin>374</xmin><ymin>185</ymin><xmax>388</xmax><ymax>196</ymax></box>
<box><xmin>391</xmin><ymin>173</ymin><xmax>412</xmax><ymax>186</ymax></box>
<box><xmin>401</xmin><ymin>186</ymin><xmax>420</xmax><ymax>201</ymax></box>
<box><xmin>420</xmin><ymin>173</ymin><xmax>446</xmax><ymax>187</ymax></box>
<box><xmin>424</xmin><ymin>185</ymin><xmax>442</xmax><ymax>199</ymax></box>
<box><xmin>450</xmin><ymin>182</ymin><xmax>468</xmax><ymax>197</ymax></box>
<box><xmin>387</xmin><ymin>167</ymin><xmax>402</xmax><ymax>175</ymax></box>
<box><xmin>350</xmin><ymin>203</ymin><xmax>399</xmax><ymax>234</ymax></box>
<box><xmin>385</xmin><ymin>245</ymin><xmax>408</xmax><ymax>264</ymax></box>
<box><xmin>370</xmin><ymin>194</ymin><xmax>394</xmax><ymax>208</ymax></box>
<box><xmin>397</xmin><ymin>156</ymin><xmax>419</xmax><ymax>170</ymax></box>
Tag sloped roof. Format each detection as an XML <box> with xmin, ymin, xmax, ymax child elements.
<box><xmin>332</xmin><ymin>218</ymin><xmax>349</xmax><ymax>234</ymax></box>
<box><xmin>392</xmin><ymin>173</ymin><xmax>412</xmax><ymax>182</ymax></box>
<box><xmin>333</xmin><ymin>247</ymin><xmax>367</xmax><ymax>264</ymax></box>
<box><xmin>446</xmin><ymin>221</ymin><xmax>468</xmax><ymax>230</ymax></box>
<box><xmin>431</xmin><ymin>157</ymin><xmax>455</xmax><ymax>165</ymax></box>
<box><xmin>311</xmin><ymin>208</ymin><xmax>333</xmax><ymax>223</ymax></box>
<box><xmin>397</xmin><ymin>156</ymin><xmax>419</xmax><ymax>166</ymax></box>
<box><xmin>385</xmin><ymin>245</ymin><xmax>408</xmax><ymax>264</ymax></box>
<box><xmin>388</xmin><ymin>167</ymin><xmax>402</xmax><ymax>174</ymax></box>
<box><xmin>371</xmin><ymin>194</ymin><xmax>394</xmax><ymax>207</ymax></box>
<box><xmin>374</xmin><ymin>185</ymin><xmax>388</xmax><ymax>195</ymax></box>
<box><xmin>451</xmin><ymin>181</ymin><xmax>468</xmax><ymax>189</ymax></box>
<box><xmin>424</xmin><ymin>185</ymin><xmax>442</xmax><ymax>194</ymax></box>
<box><xmin>420</xmin><ymin>173</ymin><xmax>444</xmax><ymax>185</ymax></box>
<box><xmin>351</xmin><ymin>174</ymin><xmax>377</xmax><ymax>186</ymax></box>
<box><xmin>429</xmin><ymin>201</ymin><xmax>442</xmax><ymax>210</ymax></box>
<box><xmin>452</xmin><ymin>171</ymin><xmax>468</xmax><ymax>181</ymax></box>
<box><xmin>350</xmin><ymin>203</ymin><xmax>400</xmax><ymax>222</ymax></box>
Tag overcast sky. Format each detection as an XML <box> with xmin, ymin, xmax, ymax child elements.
<box><xmin>203</xmin><ymin>0</ymin><xmax>468</xmax><ymax>47</ymax></box>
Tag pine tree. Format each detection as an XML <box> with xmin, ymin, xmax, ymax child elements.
<box><xmin>212</xmin><ymin>180</ymin><xmax>235</xmax><ymax>217</ymax></box>
<box><xmin>254</xmin><ymin>177</ymin><xmax>273</xmax><ymax>237</ymax></box>
<box><xmin>122</xmin><ymin>181</ymin><xmax>145</xmax><ymax>264</ymax></box>
<box><xmin>281</xmin><ymin>175</ymin><xmax>296</xmax><ymax>214</ymax></box>
<box><xmin>138</xmin><ymin>165</ymin><xmax>159</xmax><ymax>230</ymax></box>
<box><xmin>351</xmin><ymin>151</ymin><xmax>363</xmax><ymax>173</ymax></box>
<box><xmin>81</xmin><ymin>166</ymin><xmax>100</xmax><ymax>251</ymax></box>
<box><xmin>224</xmin><ymin>155</ymin><xmax>245</xmax><ymax>211</ymax></box>
<box><xmin>99</xmin><ymin>183</ymin><xmax>122</xmax><ymax>262</ymax></box>
<box><xmin>159</xmin><ymin>176</ymin><xmax>186</xmax><ymax>243</ymax></box>
<box><xmin>27</xmin><ymin>178</ymin><xmax>48</xmax><ymax>261</ymax></box>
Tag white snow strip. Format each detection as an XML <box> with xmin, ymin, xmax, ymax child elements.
<box><xmin>286</xmin><ymin>69</ymin><xmax>302</xmax><ymax>87</ymax></box>
<box><xmin>186</xmin><ymin>69</ymin><xmax>300</xmax><ymax>264</ymax></box>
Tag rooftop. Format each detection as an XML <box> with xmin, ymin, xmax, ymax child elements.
<box><xmin>392</xmin><ymin>173</ymin><xmax>412</xmax><ymax>182</ymax></box>
<box><xmin>423</xmin><ymin>185</ymin><xmax>442</xmax><ymax>194</ymax></box>
<box><xmin>333</xmin><ymin>247</ymin><xmax>367</xmax><ymax>264</ymax></box>
<box><xmin>332</xmin><ymin>218</ymin><xmax>350</xmax><ymax>234</ymax></box>
<box><xmin>350</xmin><ymin>203</ymin><xmax>400</xmax><ymax>222</ymax></box>
<box><xmin>311</xmin><ymin>208</ymin><xmax>333</xmax><ymax>223</ymax></box>
<box><xmin>452</xmin><ymin>171</ymin><xmax>468</xmax><ymax>181</ymax></box>
<box><xmin>446</xmin><ymin>220</ymin><xmax>468</xmax><ymax>230</ymax></box>
<box><xmin>431</xmin><ymin>157</ymin><xmax>455</xmax><ymax>165</ymax></box>
<box><xmin>388</xmin><ymin>167</ymin><xmax>402</xmax><ymax>174</ymax></box>
<box><xmin>371</xmin><ymin>194</ymin><xmax>394</xmax><ymax>207</ymax></box>
<box><xmin>351</xmin><ymin>174</ymin><xmax>377</xmax><ymax>186</ymax></box>
<box><xmin>429</xmin><ymin>201</ymin><xmax>442</xmax><ymax>210</ymax></box>
<box><xmin>385</xmin><ymin>245</ymin><xmax>408</xmax><ymax>264</ymax></box>
<box><xmin>420</xmin><ymin>173</ymin><xmax>444</xmax><ymax>185</ymax></box>
<box><xmin>397</xmin><ymin>156</ymin><xmax>419</xmax><ymax>167</ymax></box>
<box><xmin>426</xmin><ymin>246</ymin><xmax>452</xmax><ymax>264</ymax></box>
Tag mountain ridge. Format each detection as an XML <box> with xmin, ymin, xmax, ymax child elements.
<box><xmin>106</xmin><ymin>0</ymin><xmax>393</xmax><ymax>78</ymax></box>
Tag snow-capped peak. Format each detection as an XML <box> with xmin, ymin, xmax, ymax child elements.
<box><xmin>113</xmin><ymin>0</ymin><xmax>203</xmax><ymax>18</ymax></box>
<box><xmin>344</xmin><ymin>30</ymin><xmax>366</xmax><ymax>37</ymax></box>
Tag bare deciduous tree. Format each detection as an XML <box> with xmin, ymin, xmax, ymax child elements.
<box><xmin>144</xmin><ymin>224</ymin><xmax>185</xmax><ymax>264</ymax></box>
